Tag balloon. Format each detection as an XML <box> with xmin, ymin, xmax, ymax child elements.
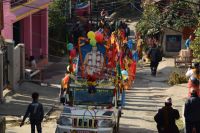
<box><xmin>121</xmin><ymin>70</ymin><xmax>128</xmax><ymax>80</ymax></box>
<box><xmin>122</xmin><ymin>75</ymin><xmax>128</xmax><ymax>80</ymax></box>
<box><xmin>95</xmin><ymin>32</ymin><xmax>104</xmax><ymax>43</ymax></box>
<box><xmin>87</xmin><ymin>31</ymin><xmax>95</xmax><ymax>39</ymax></box>
<box><xmin>90</xmin><ymin>39</ymin><xmax>96</xmax><ymax>47</ymax></box>
<box><xmin>121</xmin><ymin>70</ymin><xmax>128</xmax><ymax>76</ymax></box>
<box><xmin>70</xmin><ymin>49</ymin><xmax>76</xmax><ymax>58</ymax></box>
<box><xmin>67</xmin><ymin>43</ymin><xmax>74</xmax><ymax>51</ymax></box>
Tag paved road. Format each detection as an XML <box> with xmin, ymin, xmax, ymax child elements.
<box><xmin>119</xmin><ymin>58</ymin><xmax>187</xmax><ymax>133</ymax></box>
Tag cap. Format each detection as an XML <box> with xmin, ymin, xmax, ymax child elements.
<box><xmin>165</xmin><ymin>97</ymin><xmax>172</xmax><ymax>103</ymax></box>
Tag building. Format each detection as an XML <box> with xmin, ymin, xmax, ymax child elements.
<box><xmin>2</xmin><ymin>0</ymin><xmax>51</xmax><ymax>67</ymax></box>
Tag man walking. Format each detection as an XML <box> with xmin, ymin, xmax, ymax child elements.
<box><xmin>184</xmin><ymin>89</ymin><xmax>200</xmax><ymax>133</ymax></box>
<box><xmin>148</xmin><ymin>43</ymin><xmax>162</xmax><ymax>76</ymax></box>
<box><xmin>154</xmin><ymin>97</ymin><xmax>180</xmax><ymax>133</ymax></box>
<box><xmin>20</xmin><ymin>92</ymin><xmax>44</xmax><ymax>133</ymax></box>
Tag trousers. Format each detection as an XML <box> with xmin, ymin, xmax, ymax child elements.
<box><xmin>186</xmin><ymin>122</ymin><xmax>200</xmax><ymax>133</ymax></box>
<box><xmin>150</xmin><ymin>61</ymin><xmax>159</xmax><ymax>76</ymax></box>
<box><xmin>31</xmin><ymin>121</ymin><xmax>42</xmax><ymax>133</ymax></box>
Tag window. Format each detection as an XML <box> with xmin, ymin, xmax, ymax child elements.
<box><xmin>166</xmin><ymin>35</ymin><xmax>182</xmax><ymax>52</ymax></box>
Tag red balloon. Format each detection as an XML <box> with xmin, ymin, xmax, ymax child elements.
<box><xmin>70</xmin><ymin>49</ymin><xmax>76</xmax><ymax>58</ymax></box>
<box><xmin>95</xmin><ymin>32</ymin><xmax>104</xmax><ymax>43</ymax></box>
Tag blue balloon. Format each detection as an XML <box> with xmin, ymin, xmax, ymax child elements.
<box><xmin>121</xmin><ymin>70</ymin><xmax>128</xmax><ymax>76</ymax></box>
<box><xmin>67</xmin><ymin>43</ymin><xmax>74</xmax><ymax>51</ymax></box>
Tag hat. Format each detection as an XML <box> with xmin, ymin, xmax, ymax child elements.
<box><xmin>165</xmin><ymin>97</ymin><xmax>172</xmax><ymax>103</ymax></box>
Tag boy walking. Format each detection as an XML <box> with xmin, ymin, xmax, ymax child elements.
<box><xmin>20</xmin><ymin>92</ymin><xmax>44</xmax><ymax>133</ymax></box>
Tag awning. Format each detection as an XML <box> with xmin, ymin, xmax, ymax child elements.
<box><xmin>11</xmin><ymin>0</ymin><xmax>51</xmax><ymax>22</ymax></box>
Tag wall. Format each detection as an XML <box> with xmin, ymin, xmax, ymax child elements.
<box><xmin>2</xmin><ymin>0</ymin><xmax>16</xmax><ymax>39</ymax></box>
<box><xmin>13</xmin><ymin>45</ymin><xmax>21</xmax><ymax>86</ymax></box>
<box><xmin>4</xmin><ymin>40</ymin><xmax>24</xmax><ymax>90</ymax></box>
<box><xmin>162</xmin><ymin>28</ymin><xmax>185</xmax><ymax>57</ymax></box>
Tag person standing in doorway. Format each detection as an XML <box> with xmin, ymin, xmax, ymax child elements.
<box><xmin>20</xmin><ymin>92</ymin><xmax>44</xmax><ymax>133</ymax></box>
<box><xmin>184</xmin><ymin>89</ymin><xmax>200</xmax><ymax>133</ymax></box>
<box><xmin>154</xmin><ymin>97</ymin><xmax>180</xmax><ymax>133</ymax></box>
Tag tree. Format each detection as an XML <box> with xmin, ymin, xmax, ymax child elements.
<box><xmin>136</xmin><ymin>1</ymin><xmax>199</xmax><ymax>37</ymax></box>
<box><xmin>191</xmin><ymin>22</ymin><xmax>200</xmax><ymax>62</ymax></box>
<box><xmin>162</xmin><ymin>1</ymin><xmax>198</xmax><ymax>30</ymax></box>
<box><xmin>136</xmin><ymin>4</ymin><xmax>162</xmax><ymax>37</ymax></box>
<box><xmin>49</xmin><ymin>0</ymin><xmax>69</xmax><ymax>56</ymax></box>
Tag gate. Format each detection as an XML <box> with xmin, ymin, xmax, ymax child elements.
<box><xmin>0</xmin><ymin>40</ymin><xmax>8</xmax><ymax>89</ymax></box>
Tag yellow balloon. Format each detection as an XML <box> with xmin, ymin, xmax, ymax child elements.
<box><xmin>87</xmin><ymin>31</ymin><xmax>95</xmax><ymax>39</ymax></box>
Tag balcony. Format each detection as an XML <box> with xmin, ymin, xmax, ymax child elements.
<box><xmin>11</xmin><ymin>0</ymin><xmax>31</xmax><ymax>8</ymax></box>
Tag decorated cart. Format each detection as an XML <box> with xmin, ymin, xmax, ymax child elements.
<box><xmin>56</xmin><ymin>25</ymin><xmax>137</xmax><ymax>133</ymax></box>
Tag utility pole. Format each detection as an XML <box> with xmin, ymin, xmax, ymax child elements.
<box><xmin>96</xmin><ymin>0</ymin><xmax>98</xmax><ymax>29</ymax></box>
<box><xmin>69</xmin><ymin>0</ymin><xmax>71</xmax><ymax>19</ymax></box>
<box><xmin>89</xmin><ymin>0</ymin><xmax>92</xmax><ymax>24</ymax></box>
<box><xmin>0</xmin><ymin>0</ymin><xmax>4</xmax><ymax>35</ymax></box>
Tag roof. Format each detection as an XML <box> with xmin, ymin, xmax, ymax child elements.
<box><xmin>11</xmin><ymin>0</ymin><xmax>51</xmax><ymax>22</ymax></box>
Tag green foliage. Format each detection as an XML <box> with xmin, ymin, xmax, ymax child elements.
<box><xmin>136</xmin><ymin>5</ymin><xmax>162</xmax><ymax>36</ymax></box>
<box><xmin>191</xmin><ymin>23</ymin><xmax>200</xmax><ymax>62</ymax></box>
<box><xmin>49</xmin><ymin>0</ymin><xmax>69</xmax><ymax>56</ymax></box>
<box><xmin>168</xmin><ymin>71</ymin><xmax>188</xmax><ymax>86</ymax></box>
<box><xmin>136</xmin><ymin>1</ymin><xmax>199</xmax><ymax>37</ymax></box>
<box><xmin>49</xmin><ymin>0</ymin><xmax>67</xmax><ymax>28</ymax></box>
<box><xmin>163</xmin><ymin>1</ymin><xmax>198</xmax><ymax>30</ymax></box>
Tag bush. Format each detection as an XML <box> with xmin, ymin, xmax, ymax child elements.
<box><xmin>168</xmin><ymin>71</ymin><xmax>188</xmax><ymax>85</ymax></box>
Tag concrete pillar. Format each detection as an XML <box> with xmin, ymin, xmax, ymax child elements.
<box><xmin>23</xmin><ymin>15</ymin><xmax>32</xmax><ymax>58</ymax></box>
<box><xmin>5</xmin><ymin>39</ymin><xmax>15</xmax><ymax>90</ymax></box>
<box><xmin>0</xmin><ymin>50</ymin><xmax>3</xmax><ymax>103</ymax></box>
<box><xmin>18</xmin><ymin>43</ymin><xmax>25</xmax><ymax>80</ymax></box>
<box><xmin>41</xmin><ymin>8</ymin><xmax>48</xmax><ymax>59</ymax></box>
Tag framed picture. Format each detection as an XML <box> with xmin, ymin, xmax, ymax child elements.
<box><xmin>166</xmin><ymin>35</ymin><xmax>182</xmax><ymax>52</ymax></box>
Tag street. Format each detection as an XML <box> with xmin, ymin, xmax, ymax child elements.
<box><xmin>1</xmin><ymin>1</ymin><xmax>199</xmax><ymax>133</ymax></box>
<box><xmin>6</xmin><ymin>58</ymin><xmax>188</xmax><ymax>133</ymax></box>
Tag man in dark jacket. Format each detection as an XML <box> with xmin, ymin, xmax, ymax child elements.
<box><xmin>148</xmin><ymin>43</ymin><xmax>162</xmax><ymax>76</ymax></box>
<box><xmin>20</xmin><ymin>92</ymin><xmax>44</xmax><ymax>133</ymax></box>
<box><xmin>184</xmin><ymin>89</ymin><xmax>200</xmax><ymax>133</ymax></box>
<box><xmin>154</xmin><ymin>97</ymin><xmax>180</xmax><ymax>133</ymax></box>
